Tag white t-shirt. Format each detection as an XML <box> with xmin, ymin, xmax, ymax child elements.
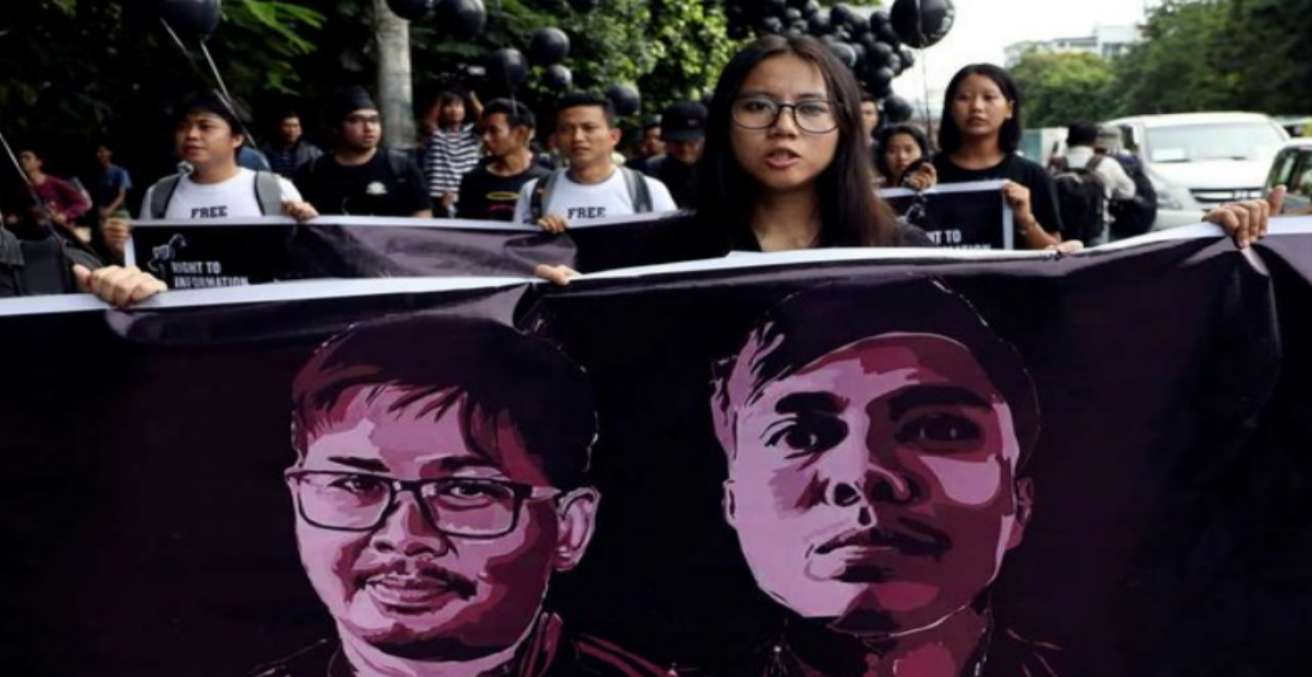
<box><xmin>138</xmin><ymin>168</ymin><xmax>302</xmax><ymax>220</ymax></box>
<box><xmin>512</xmin><ymin>168</ymin><xmax>677</xmax><ymax>225</ymax></box>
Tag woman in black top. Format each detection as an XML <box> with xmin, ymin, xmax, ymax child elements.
<box><xmin>535</xmin><ymin>36</ymin><xmax>929</xmax><ymax>281</ymax></box>
<box><xmin>933</xmin><ymin>64</ymin><xmax>1066</xmax><ymax>250</ymax></box>
<box><xmin>689</xmin><ymin>35</ymin><xmax>928</xmax><ymax>253</ymax></box>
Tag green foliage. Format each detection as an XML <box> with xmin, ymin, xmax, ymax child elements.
<box><xmin>1010</xmin><ymin>51</ymin><xmax>1118</xmax><ymax>128</ymax></box>
<box><xmin>1113</xmin><ymin>0</ymin><xmax>1312</xmax><ymax>116</ymax></box>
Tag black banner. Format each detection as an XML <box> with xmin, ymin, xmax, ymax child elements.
<box><xmin>5</xmin><ymin>221</ymin><xmax>1312</xmax><ymax>677</ymax></box>
<box><xmin>881</xmin><ymin>180</ymin><xmax>1013</xmax><ymax>249</ymax></box>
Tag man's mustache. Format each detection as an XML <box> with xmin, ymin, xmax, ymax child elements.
<box><xmin>358</xmin><ymin>558</ymin><xmax>478</xmax><ymax>598</ymax></box>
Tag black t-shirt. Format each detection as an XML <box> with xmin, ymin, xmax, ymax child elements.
<box><xmin>933</xmin><ymin>153</ymin><xmax>1065</xmax><ymax>235</ymax></box>
<box><xmin>456</xmin><ymin>164</ymin><xmax>549</xmax><ymax>222</ymax></box>
<box><xmin>293</xmin><ymin>151</ymin><xmax>432</xmax><ymax>217</ymax></box>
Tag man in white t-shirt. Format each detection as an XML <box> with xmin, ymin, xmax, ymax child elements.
<box><xmin>515</xmin><ymin>92</ymin><xmax>677</xmax><ymax>233</ymax></box>
<box><xmin>138</xmin><ymin>91</ymin><xmax>317</xmax><ymax>222</ymax></box>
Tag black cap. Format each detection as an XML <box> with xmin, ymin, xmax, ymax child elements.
<box><xmin>329</xmin><ymin>86</ymin><xmax>379</xmax><ymax>124</ymax></box>
<box><xmin>661</xmin><ymin>100</ymin><xmax>708</xmax><ymax>143</ymax></box>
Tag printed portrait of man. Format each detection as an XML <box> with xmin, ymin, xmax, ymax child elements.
<box><xmin>710</xmin><ymin>279</ymin><xmax>1059</xmax><ymax>677</ymax></box>
<box><xmin>251</xmin><ymin>313</ymin><xmax>664</xmax><ymax>677</ymax></box>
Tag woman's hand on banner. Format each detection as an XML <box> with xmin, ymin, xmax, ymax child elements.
<box><xmin>534</xmin><ymin>263</ymin><xmax>581</xmax><ymax>286</ymax></box>
<box><xmin>1205</xmin><ymin>185</ymin><xmax>1285</xmax><ymax>249</ymax></box>
<box><xmin>1048</xmin><ymin>240</ymin><xmax>1085</xmax><ymax>255</ymax></box>
<box><xmin>283</xmin><ymin>200</ymin><xmax>319</xmax><ymax>223</ymax></box>
<box><xmin>538</xmin><ymin>215</ymin><xmax>570</xmax><ymax>234</ymax></box>
<box><xmin>73</xmin><ymin>264</ymin><xmax>167</xmax><ymax>308</ymax></box>
<box><xmin>904</xmin><ymin>163</ymin><xmax>938</xmax><ymax>191</ymax></box>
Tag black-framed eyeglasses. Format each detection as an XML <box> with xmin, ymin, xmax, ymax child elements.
<box><xmin>731</xmin><ymin>96</ymin><xmax>838</xmax><ymax>133</ymax></box>
<box><xmin>285</xmin><ymin>470</ymin><xmax>561</xmax><ymax>539</ymax></box>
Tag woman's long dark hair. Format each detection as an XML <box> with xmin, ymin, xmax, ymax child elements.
<box><xmin>693</xmin><ymin>35</ymin><xmax>897</xmax><ymax>250</ymax></box>
<box><xmin>874</xmin><ymin>123</ymin><xmax>933</xmax><ymax>183</ymax></box>
<box><xmin>937</xmin><ymin>64</ymin><xmax>1024</xmax><ymax>156</ymax></box>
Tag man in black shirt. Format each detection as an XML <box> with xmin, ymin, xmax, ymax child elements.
<box><xmin>456</xmin><ymin>99</ymin><xmax>548</xmax><ymax>221</ymax></box>
<box><xmin>294</xmin><ymin>87</ymin><xmax>432</xmax><ymax>218</ymax></box>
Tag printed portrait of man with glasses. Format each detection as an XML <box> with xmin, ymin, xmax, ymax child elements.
<box><xmin>710</xmin><ymin>280</ymin><xmax>1060</xmax><ymax>677</ymax></box>
<box><xmin>250</xmin><ymin>313</ymin><xmax>664</xmax><ymax>677</ymax></box>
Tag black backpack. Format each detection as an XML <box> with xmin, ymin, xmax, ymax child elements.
<box><xmin>0</xmin><ymin>226</ymin><xmax>103</xmax><ymax>298</ymax></box>
<box><xmin>1051</xmin><ymin>155</ymin><xmax>1108</xmax><ymax>243</ymax></box>
<box><xmin>1109</xmin><ymin>156</ymin><xmax>1158</xmax><ymax>238</ymax></box>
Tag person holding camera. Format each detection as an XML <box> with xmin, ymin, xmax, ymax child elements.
<box><xmin>422</xmin><ymin>86</ymin><xmax>484</xmax><ymax>218</ymax></box>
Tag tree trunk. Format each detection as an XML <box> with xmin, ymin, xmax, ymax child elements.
<box><xmin>373</xmin><ymin>0</ymin><xmax>417</xmax><ymax>150</ymax></box>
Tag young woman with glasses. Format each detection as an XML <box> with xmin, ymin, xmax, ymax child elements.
<box><xmin>535</xmin><ymin>36</ymin><xmax>930</xmax><ymax>283</ymax></box>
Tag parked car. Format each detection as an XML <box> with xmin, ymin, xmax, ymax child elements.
<box><xmin>1266</xmin><ymin>139</ymin><xmax>1312</xmax><ymax>215</ymax></box>
<box><xmin>1103</xmin><ymin>112</ymin><xmax>1290</xmax><ymax>230</ymax></box>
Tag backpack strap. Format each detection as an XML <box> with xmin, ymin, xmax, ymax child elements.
<box><xmin>253</xmin><ymin>171</ymin><xmax>284</xmax><ymax>216</ymax></box>
<box><xmin>621</xmin><ymin>166</ymin><xmax>653</xmax><ymax>213</ymax></box>
<box><xmin>1086</xmin><ymin>154</ymin><xmax>1105</xmax><ymax>173</ymax></box>
<box><xmin>148</xmin><ymin>174</ymin><xmax>185</xmax><ymax>219</ymax></box>
<box><xmin>529</xmin><ymin>169</ymin><xmax>565</xmax><ymax>223</ymax></box>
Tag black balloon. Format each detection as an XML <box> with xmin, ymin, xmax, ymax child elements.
<box><xmin>899</xmin><ymin>45</ymin><xmax>917</xmax><ymax>68</ymax></box>
<box><xmin>829</xmin><ymin>3</ymin><xmax>856</xmax><ymax>26</ymax></box>
<box><xmin>828</xmin><ymin>42</ymin><xmax>857</xmax><ymax>68</ymax></box>
<box><xmin>866</xmin><ymin>66</ymin><xmax>895</xmax><ymax>91</ymax></box>
<box><xmin>486</xmin><ymin>48</ymin><xmax>529</xmax><ymax>90</ymax></box>
<box><xmin>890</xmin><ymin>0</ymin><xmax>955</xmax><ymax>48</ymax></box>
<box><xmin>605</xmin><ymin>84</ymin><xmax>641</xmax><ymax>117</ymax></box>
<box><xmin>158</xmin><ymin>0</ymin><xmax>221</xmax><ymax>39</ymax></box>
<box><xmin>436</xmin><ymin>0</ymin><xmax>487</xmax><ymax>39</ymax></box>
<box><xmin>807</xmin><ymin>12</ymin><xmax>831</xmax><ymax>34</ymax></box>
<box><xmin>870</xmin><ymin>40</ymin><xmax>895</xmax><ymax>64</ymax></box>
<box><xmin>802</xmin><ymin>0</ymin><xmax>821</xmax><ymax>18</ymax></box>
<box><xmin>758</xmin><ymin>15</ymin><xmax>784</xmax><ymax>34</ymax></box>
<box><xmin>545</xmin><ymin>64</ymin><xmax>572</xmax><ymax>90</ymax></box>
<box><xmin>386</xmin><ymin>0</ymin><xmax>434</xmax><ymax>21</ymax></box>
<box><xmin>528</xmin><ymin>27</ymin><xmax>570</xmax><ymax>65</ymax></box>
<box><xmin>764</xmin><ymin>0</ymin><xmax>787</xmax><ymax>17</ymax></box>
<box><xmin>883</xmin><ymin>94</ymin><xmax>914</xmax><ymax>123</ymax></box>
<box><xmin>886</xmin><ymin>53</ymin><xmax>903</xmax><ymax>74</ymax></box>
<box><xmin>784</xmin><ymin>7</ymin><xmax>803</xmax><ymax>22</ymax></box>
<box><xmin>876</xmin><ymin>20</ymin><xmax>897</xmax><ymax>44</ymax></box>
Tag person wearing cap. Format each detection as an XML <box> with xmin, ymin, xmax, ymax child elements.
<box><xmin>652</xmin><ymin>100</ymin><xmax>708</xmax><ymax>209</ymax></box>
<box><xmin>293</xmin><ymin>86</ymin><xmax>433</xmax><ymax>218</ymax></box>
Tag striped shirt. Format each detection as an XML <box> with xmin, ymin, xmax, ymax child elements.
<box><xmin>425</xmin><ymin>123</ymin><xmax>481</xmax><ymax>196</ymax></box>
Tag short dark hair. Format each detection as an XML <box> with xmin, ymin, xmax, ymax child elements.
<box><xmin>1065</xmin><ymin>120</ymin><xmax>1099</xmax><ymax>147</ymax></box>
<box><xmin>875</xmin><ymin>123</ymin><xmax>933</xmax><ymax>178</ymax></box>
<box><xmin>938</xmin><ymin>64</ymin><xmax>1023</xmax><ymax>155</ymax></box>
<box><xmin>278</xmin><ymin>111</ymin><xmax>302</xmax><ymax>123</ymax></box>
<box><xmin>859</xmin><ymin>90</ymin><xmax>878</xmax><ymax>104</ymax></box>
<box><xmin>483</xmin><ymin>98</ymin><xmax>537</xmax><ymax>130</ymax></box>
<box><xmin>711</xmin><ymin>279</ymin><xmax>1040</xmax><ymax>469</ymax></box>
<box><xmin>175</xmin><ymin>90</ymin><xmax>250</xmax><ymax>137</ymax></box>
<box><xmin>436</xmin><ymin>90</ymin><xmax>465</xmax><ymax>108</ymax></box>
<box><xmin>291</xmin><ymin>314</ymin><xmax>597</xmax><ymax>488</ymax></box>
<box><xmin>555</xmin><ymin>91</ymin><xmax>618</xmax><ymax>129</ymax></box>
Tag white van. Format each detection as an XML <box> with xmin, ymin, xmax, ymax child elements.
<box><xmin>1103</xmin><ymin>112</ymin><xmax>1289</xmax><ymax>230</ymax></box>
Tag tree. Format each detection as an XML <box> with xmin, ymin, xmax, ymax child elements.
<box><xmin>1010</xmin><ymin>51</ymin><xmax>1119</xmax><ymax>128</ymax></box>
<box><xmin>1112</xmin><ymin>0</ymin><xmax>1234</xmax><ymax>115</ymax></box>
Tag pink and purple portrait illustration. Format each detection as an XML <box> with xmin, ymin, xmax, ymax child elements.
<box><xmin>710</xmin><ymin>280</ymin><xmax>1058</xmax><ymax>677</ymax></box>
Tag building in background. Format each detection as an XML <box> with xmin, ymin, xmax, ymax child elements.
<box><xmin>1005</xmin><ymin>25</ymin><xmax>1142</xmax><ymax>67</ymax></box>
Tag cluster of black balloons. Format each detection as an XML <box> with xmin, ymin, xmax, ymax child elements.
<box><xmin>724</xmin><ymin>0</ymin><xmax>952</xmax><ymax>121</ymax></box>
<box><xmin>386</xmin><ymin>0</ymin><xmax>488</xmax><ymax>39</ymax></box>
